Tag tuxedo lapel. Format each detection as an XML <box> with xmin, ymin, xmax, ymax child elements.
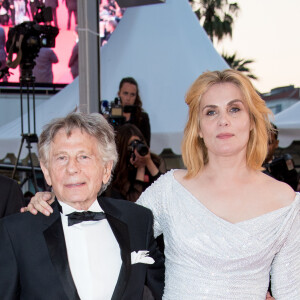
<box><xmin>99</xmin><ymin>198</ymin><xmax>132</xmax><ymax>300</ymax></box>
<box><xmin>43</xmin><ymin>207</ymin><xmax>80</xmax><ymax>300</ymax></box>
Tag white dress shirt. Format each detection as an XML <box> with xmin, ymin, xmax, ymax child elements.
<box><xmin>59</xmin><ymin>200</ymin><xmax>122</xmax><ymax>300</ymax></box>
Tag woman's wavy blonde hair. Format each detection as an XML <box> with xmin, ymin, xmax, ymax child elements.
<box><xmin>182</xmin><ymin>69</ymin><xmax>273</xmax><ymax>178</ymax></box>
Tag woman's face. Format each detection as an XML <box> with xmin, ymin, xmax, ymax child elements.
<box><xmin>118</xmin><ymin>83</ymin><xmax>137</xmax><ymax>107</ymax></box>
<box><xmin>198</xmin><ymin>82</ymin><xmax>252</xmax><ymax>159</ymax></box>
<box><xmin>128</xmin><ymin>135</ymin><xmax>141</xmax><ymax>145</ymax></box>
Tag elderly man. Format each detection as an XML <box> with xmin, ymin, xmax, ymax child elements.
<box><xmin>0</xmin><ymin>112</ymin><xmax>164</xmax><ymax>300</ymax></box>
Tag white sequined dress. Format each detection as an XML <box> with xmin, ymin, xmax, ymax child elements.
<box><xmin>137</xmin><ymin>170</ymin><xmax>300</xmax><ymax>299</ymax></box>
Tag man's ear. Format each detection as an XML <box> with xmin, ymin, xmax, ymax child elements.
<box><xmin>40</xmin><ymin>162</ymin><xmax>52</xmax><ymax>187</ymax></box>
<box><xmin>102</xmin><ymin>161</ymin><xmax>113</xmax><ymax>185</ymax></box>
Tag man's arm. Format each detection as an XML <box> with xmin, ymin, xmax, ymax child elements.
<box><xmin>1</xmin><ymin>177</ymin><xmax>24</xmax><ymax>218</ymax></box>
<box><xmin>0</xmin><ymin>220</ymin><xmax>19</xmax><ymax>299</ymax></box>
<box><xmin>145</xmin><ymin>211</ymin><xmax>165</xmax><ymax>299</ymax></box>
<box><xmin>50</xmin><ymin>50</ymin><xmax>58</xmax><ymax>64</ymax></box>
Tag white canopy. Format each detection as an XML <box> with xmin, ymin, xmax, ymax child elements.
<box><xmin>0</xmin><ymin>0</ymin><xmax>228</xmax><ymax>159</ymax></box>
<box><xmin>100</xmin><ymin>0</ymin><xmax>228</xmax><ymax>154</ymax></box>
<box><xmin>274</xmin><ymin>101</ymin><xmax>300</xmax><ymax>148</ymax></box>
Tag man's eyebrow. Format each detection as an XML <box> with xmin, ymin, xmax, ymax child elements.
<box><xmin>52</xmin><ymin>150</ymin><xmax>67</xmax><ymax>155</ymax></box>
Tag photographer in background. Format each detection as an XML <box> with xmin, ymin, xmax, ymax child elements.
<box><xmin>263</xmin><ymin>123</ymin><xmax>298</xmax><ymax>190</ymax></box>
<box><xmin>117</xmin><ymin>77</ymin><xmax>151</xmax><ymax>146</ymax></box>
<box><xmin>32</xmin><ymin>47</ymin><xmax>58</xmax><ymax>83</ymax></box>
<box><xmin>104</xmin><ymin>124</ymin><xmax>165</xmax><ymax>202</ymax></box>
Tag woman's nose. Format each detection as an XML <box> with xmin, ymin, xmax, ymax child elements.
<box><xmin>218</xmin><ymin>113</ymin><xmax>230</xmax><ymax>126</ymax></box>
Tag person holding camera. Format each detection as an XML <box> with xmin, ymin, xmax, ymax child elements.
<box><xmin>32</xmin><ymin>47</ymin><xmax>58</xmax><ymax>83</ymax></box>
<box><xmin>106</xmin><ymin>123</ymin><xmax>165</xmax><ymax>202</ymax></box>
<box><xmin>263</xmin><ymin>123</ymin><xmax>298</xmax><ymax>191</ymax></box>
<box><xmin>117</xmin><ymin>77</ymin><xmax>151</xmax><ymax>146</ymax></box>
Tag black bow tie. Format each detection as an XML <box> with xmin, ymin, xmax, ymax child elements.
<box><xmin>66</xmin><ymin>211</ymin><xmax>106</xmax><ymax>226</ymax></box>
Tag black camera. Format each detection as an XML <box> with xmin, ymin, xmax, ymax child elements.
<box><xmin>34</xmin><ymin>5</ymin><xmax>53</xmax><ymax>24</ymax></box>
<box><xmin>128</xmin><ymin>139</ymin><xmax>149</xmax><ymax>160</ymax></box>
<box><xmin>5</xmin><ymin>5</ymin><xmax>58</xmax><ymax>71</ymax></box>
<box><xmin>100</xmin><ymin>98</ymin><xmax>137</xmax><ymax>129</ymax></box>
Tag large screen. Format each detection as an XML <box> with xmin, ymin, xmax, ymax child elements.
<box><xmin>0</xmin><ymin>0</ymin><xmax>123</xmax><ymax>84</ymax></box>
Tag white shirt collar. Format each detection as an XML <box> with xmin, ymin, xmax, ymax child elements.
<box><xmin>57</xmin><ymin>199</ymin><xmax>103</xmax><ymax>215</ymax></box>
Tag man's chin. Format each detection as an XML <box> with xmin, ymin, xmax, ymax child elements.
<box><xmin>62</xmin><ymin>197</ymin><xmax>96</xmax><ymax>210</ymax></box>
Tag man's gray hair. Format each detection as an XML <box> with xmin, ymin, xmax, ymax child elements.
<box><xmin>38</xmin><ymin>112</ymin><xmax>118</xmax><ymax>194</ymax></box>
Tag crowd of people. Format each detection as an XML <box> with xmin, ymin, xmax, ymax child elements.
<box><xmin>0</xmin><ymin>0</ymin><xmax>77</xmax><ymax>28</ymax></box>
<box><xmin>100</xmin><ymin>0</ymin><xmax>124</xmax><ymax>45</ymax></box>
<box><xmin>0</xmin><ymin>69</ymin><xmax>299</xmax><ymax>299</ymax></box>
<box><xmin>0</xmin><ymin>0</ymin><xmax>122</xmax><ymax>36</ymax></box>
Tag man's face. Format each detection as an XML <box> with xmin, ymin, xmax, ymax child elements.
<box><xmin>41</xmin><ymin>128</ymin><xmax>112</xmax><ymax>210</ymax></box>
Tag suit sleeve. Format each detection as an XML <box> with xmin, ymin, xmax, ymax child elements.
<box><xmin>270</xmin><ymin>212</ymin><xmax>300</xmax><ymax>298</ymax></box>
<box><xmin>145</xmin><ymin>210</ymin><xmax>165</xmax><ymax>299</ymax></box>
<box><xmin>0</xmin><ymin>178</ymin><xmax>24</xmax><ymax>218</ymax></box>
<box><xmin>0</xmin><ymin>220</ymin><xmax>19</xmax><ymax>299</ymax></box>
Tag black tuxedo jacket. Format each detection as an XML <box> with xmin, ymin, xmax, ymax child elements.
<box><xmin>0</xmin><ymin>197</ymin><xmax>165</xmax><ymax>299</ymax></box>
<box><xmin>0</xmin><ymin>174</ymin><xmax>24</xmax><ymax>218</ymax></box>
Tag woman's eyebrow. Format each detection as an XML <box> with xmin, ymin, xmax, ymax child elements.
<box><xmin>227</xmin><ymin>99</ymin><xmax>243</xmax><ymax>105</ymax></box>
<box><xmin>201</xmin><ymin>104</ymin><xmax>217</xmax><ymax>111</ymax></box>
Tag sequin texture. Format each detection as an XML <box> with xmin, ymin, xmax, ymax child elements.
<box><xmin>137</xmin><ymin>170</ymin><xmax>300</xmax><ymax>299</ymax></box>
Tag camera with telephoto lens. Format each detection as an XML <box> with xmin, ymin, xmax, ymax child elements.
<box><xmin>100</xmin><ymin>98</ymin><xmax>137</xmax><ymax>129</ymax></box>
<box><xmin>128</xmin><ymin>139</ymin><xmax>149</xmax><ymax>161</ymax></box>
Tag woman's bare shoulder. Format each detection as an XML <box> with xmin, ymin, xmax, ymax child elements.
<box><xmin>260</xmin><ymin>172</ymin><xmax>296</xmax><ymax>207</ymax></box>
<box><xmin>173</xmin><ymin>169</ymin><xmax>188</xmax><ymax>183</ymax></box>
